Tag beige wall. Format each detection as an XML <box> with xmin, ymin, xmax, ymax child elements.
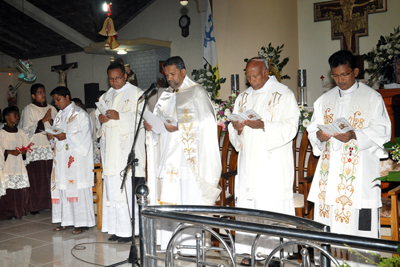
<box><xmin>213</xmin><ymin>0</ymin><xmax>299</xmax><ymax>100</ymax></box>
<box><xmin>298</xmin><ymin>0</ymin><xmax>400</xmax><ymax>106</ymax></box>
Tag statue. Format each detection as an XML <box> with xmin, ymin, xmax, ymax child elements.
<box><xmin>7</xmin><ymin>85</ymin><xmax>17</xmax><ymax>107</ymax></box>
<box><xmin>52</xmin><ymin>64</ymin><xmax>75</xmax><ymax>87</ymax></box>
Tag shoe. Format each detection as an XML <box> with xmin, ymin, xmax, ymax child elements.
<box><xmin>55</xmin><ymin>226</ymin><xmax>73</xmax><ymax>231</ymax></box>
<box><xmin>72</xmin><ymin>227</ymin><xmax>89</xmax><ymax>234</ymax></box>
<box><xmin>108</xmin><ymin>234</ymin><xmax>119</xmax><ymax>241</ymax></box>
<box><xmin>118</xmin><ymin>236</ymin><xmax>133</xmax><ymax>243</ymax></box>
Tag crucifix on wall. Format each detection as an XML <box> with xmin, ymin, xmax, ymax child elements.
<box><xmin>51</xmin><ymin>55</ymin><xmax>78</xmax><ymax>87</ymax></box>
<box><xmin>314</xmin><ymin>0</ymin><xmax>387</xmax><ymax>55</ymax></box>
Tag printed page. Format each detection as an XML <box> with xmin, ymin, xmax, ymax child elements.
<box><xmin>143</xmin><ymin>111</ymin><xmax>167</xmax><ymax>134</ymax></box>
<box><xmin>95</xmin><ymin>101</ymin><xmax>108</xmax><ymax>115</ymax></box>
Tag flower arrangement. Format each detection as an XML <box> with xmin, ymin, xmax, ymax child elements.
<box><xmin>244</xmin><ymin>43</ymin><xmax>290</xmax><ymax>82</ymax></box>
<box><xmin>363</xmin><ymin>26</ymin><xmax>400</xmax><ymax>85</ymax></box>
<box><xmin>191</xmin><ymin>64</ymin><xmax>226</xmax><ymax>101</ymax></box>
<box><xmin>375</xmin><ymin>137</ymin><xmax>400</xmax><ymax>182</ymax></box>
<box><xmin>214</xmin><ymin>93</ymin><xmax>238</xmax><ymax>131</ymax></box>
<box><xmin>299</xmin><ymin>105</ymin><xmax>312</xmax><ymax>132</ymax></box>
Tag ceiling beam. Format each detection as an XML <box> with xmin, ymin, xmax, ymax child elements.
<box><xmin>4</xmin><ymin>0</ymin><xmax>93</xmax><ymax>48</ymax></box>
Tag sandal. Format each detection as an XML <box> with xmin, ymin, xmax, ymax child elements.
<box><xmin>240</xmin><ymin>258</ymin><xmax>251</xmax><ymax>266</ymax></box>
<box><xmin>72</xmin><ymin>227</ymin><xmax>89</xmax><ymax>234</ymax></box>
<box><xmin>55</xmin><ymin>226</ymin><xmax>73</xmax><ymax>231</ymax></box>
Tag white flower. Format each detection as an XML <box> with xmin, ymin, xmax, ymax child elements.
<box><xmin>380</xmin><ymin>45</ymin><xmax>386</xmax><ymax>50</ymax></box>
<box><xmin>388</xmin><ymin>49</ymin><xmax>394</xmax><ymax>55</ymax></box>
<box><xmin>214</xmin><ymin>103</ymin><xmax>219</xmax><ymax>109</ymax></box>
<box><xmin>207</xmin><ymin>72</ymin><xmax>212</xmax><ymax>77</ymax></box>
<box><xmin>386</xmin><ymin>43</ymin><xmax>392</xmax><ymax>49</ymax></box>
<box><xmin>303</xmin><ymin>112</ymin><xmax>309</xmax><ymax>118</ymax></box>
<box><xmin>298</xmin><ymin>105</ymin><xmax>304</xmax><ymax>111</ymax></box>
<box><xmin>302</xmin><ymin>119</ymin><xmax>310</xmax><ymax>128</ymax></box>
<box><xmin>231</xmin><ymin>93</ymin><xmax>236</xmax><ymax>97</ymax></box>
<box><xmin>395</xmin><ymin>44</ymin><xmax>400</xmax><ymax>49</ymax></box>
<box><xmin>224</xmin><ymin>109</ymin><xmax>231</xmax><ymax>116</ymax></box>
<box><xmin>223</xmin><ymin>117</ymin><xmax>227</xmax><ymax>122</ymax></box>
<box><xmin>389</xmin><ymin>55</ymin><xmax>393</xmax><ymax>59</ymax></box>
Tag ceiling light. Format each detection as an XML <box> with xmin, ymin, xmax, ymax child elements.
<box><xmin>180</xmin><ymin>0</ymin><xmax>188</xmax><ymax>6</ymax></box>
<box><xmin>117</xmin><ymin>50</ymin><xmax>127</xmax><ymax>55</ymax></box>
<box><xmin>102</xmin><ymin>2</ymin><xmax>108</xmax><ymax>12</ymax></box>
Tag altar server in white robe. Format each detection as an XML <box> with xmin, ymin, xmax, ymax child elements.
<box><xmin>307</xmin><ymin>50</ymin><xmax>391</xmax><ymax>265</ymax></box>
<box><xmin>228</xmin><ymin>58</ymin><xmax>299</xmax><ymax>264</ymax></box>
<box><xmin>144</xmin><ymin>56</ymin><xmax>221</xmax><ymax>254</ymax></box>
<box><xmin>49</xmin><ymin>86</ymin><xmax>95</xmax><ymax>234</ymax></box>
<box><xmin>96</xmin><ymin>62</ymin><xmax>146</xmax><ymax>243</ymax></box>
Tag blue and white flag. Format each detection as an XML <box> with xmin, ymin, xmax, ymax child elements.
<box><xmin>203</xmin><ymin>0</ymin><xmax>220</xmax><ymax>80</ymax></box>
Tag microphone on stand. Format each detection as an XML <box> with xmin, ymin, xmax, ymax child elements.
<box><xmin>138</xmin><ymin>83</ymin><xmax>157</xmax><ymax>101</ymax></box>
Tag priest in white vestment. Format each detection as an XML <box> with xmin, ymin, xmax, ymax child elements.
<box><xmin>96</xmin><ymin>62</ymin><xmax>146</xmax><ymax>243</ymax></box>
<box><xmin>144</xmin><ymin>56</ymin><xmax>221</xmax><ymax>255</ymax></box>
<box><xmin>49</xmin><ymin>87</ymin><xmax>95</xmax><ymax>234</ymax></box>
<box><xmin>228</xmin><ymin>58</ymin><xmax>299</xmax><ymax>265</ymax></box>
<box><xmin>307</xmin><ymin>50</ymin><xmax>391</xmax><ymax>266</ymax></box>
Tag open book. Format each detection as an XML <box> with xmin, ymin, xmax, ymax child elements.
<box><xmin>317</xmin><ymin>117</ymin><xmax>354</xmax><ymax>135</ymax></box>
<box><xmin>143</xmin><ymin>111</ymin><xmax>178</xmax><ymax>134</ymax></box>
<box><xmin>44</xmin><ymin>125</ymin><xmax>65</xmax><ymax>135</ymax></box>
<box><xmin>227</xmin><ymin>109</ymin><xmax>262</xmax><ymax>123</ymax></box>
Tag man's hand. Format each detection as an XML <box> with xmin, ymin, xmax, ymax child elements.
<box><xmin>333</xmin><ymin>130</ymin><xmax>356</xmax><ymax>143</ymax></box>
<box><xmin>231</xmin><ymin>120</ymin><xmax>245</xmax><ymax>135</ymax></box>
<box><xmin>165</xmin><ymin>124</ymin><xmax>179</xmax><ymax>133</ymax></box>
<box><xmin>42</xmin><ymin>109</ymin><xmax>52</xmax><ymax>123</ymax></box>
<box><xmin>54</xmin><ymin>133</ymin><xmax>66</xmax><ymax>141</ymax></box>
<box><xmin>105</xmin><ymin>110</ymin><xmax>119</xmax><ymax>120</ymax></box>
<box><xmin>244</xmin><ymin>119</ymin><xmax>264</xmax><ymax>130</ymax></box>
<box><xmin>316</xmin><ymin>130</ymin><xmax>331</xmax><ymax>142</ymax></box>
<box><xmin>7</xmin><ymin>150</ymin><xmax>20</xmax><ymax>156</ymax></box>
<box><xmin>47</xmin><ymin>133</ymin><xmax>54</xmax><ymax>140</ymax></box>
<box><xmin>144</xmin><ymin>121</ymin><xmax>153</xmax><ymax>131</ymax></box>
<box><xmin>99</xmin><ymin>114</ymin><xmax>109</xmax><ymax>124</ymax></box>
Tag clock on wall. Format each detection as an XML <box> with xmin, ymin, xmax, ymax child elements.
<box><xmin>179</xmin><ymin>15</ymin><xmax>190</xmax><ymax>38</ymax></box>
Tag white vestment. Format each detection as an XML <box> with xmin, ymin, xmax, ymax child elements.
<box><xmin>51</xmin><ymin>102</ymin><xmax>95</xmax><ymax>227</ymax></box>
<box><xmin>0</xmin><ymin>145</ymin><xmax>4</xmax><ymax>198</ymax></box>
<box><xmin>228</xmin><ymin>76</ymin><xmax>299</xmax><ymax>258</ymax></box>
<box><xmin>18</xmin><ymin>103</ymin><xmax>57</xmax><ymax>164</ymax></box>
<box><xmin>307</xmin><ymin>82</ymin><xmax>391</xmax><ymax>265</ymax></box>
<box><xmin>96</xmin><ymin>82</ymin><xmax>146</xmax><ymax>237</ymax></box>
<box><xmin>146</xmin><ymin>76</ymin><xmax>221</xmax><ymax>252</ymax></box>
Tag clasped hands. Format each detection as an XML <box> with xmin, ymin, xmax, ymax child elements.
<box><xmin>317</xmin><ymin>130</ymin><xmax>356</xmax><ymax>143</ymax></box>
<box><xmin>143</xmin><ymin>121</ymin><xmax>179</xmax><ymax>133</ymax></box>
<box><xmin>231</xmin><ymin>119</ymin><xmax>264</xmax><ymax>134</ymax></box>
<box><xmin>99</xmin><ymin>110</ymin><xmax>119</xmax><ymax>123</ymax></box>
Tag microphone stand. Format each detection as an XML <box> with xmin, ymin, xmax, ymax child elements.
<box><xmin>108</xmin><ymin>91</ymin><xmax>150</xmax><ymax>267</ymax></box>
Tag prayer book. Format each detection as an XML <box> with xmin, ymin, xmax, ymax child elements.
<box><xmin>143</xmin><ymin>111</ymin><xmax>167</xmax><ymax>134</ymax></box>
<box><xmin>317</xmin><ymin>117</ymin><xmax>354</xmax><ymax>135</ymax></box>
<box><xmin>95</xmin><ymin>101</ymin><xmax>108</xmax><ymax>115</ymax></box>
<box><xmin>44</xmin><ymin>125</ymin><xmax>65</xmax><ymax>135</ymax></box>
<box><xmin>228</xmin><ymin>109</ymin><xmax>262</xmax><ymax>123</ymax></box>
<box><xmin>157</xmin><ymin>113</ymin><xmax>177</xmax><ymax>127</ymax></box>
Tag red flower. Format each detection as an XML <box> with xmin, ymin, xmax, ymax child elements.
<box><xmin>348</xmin><ymin>158</ymin><xmax>351</xmax><ymax>162</ymax></box>
<box><xmin>68</xmin><ymin>156</ymin><xmax>75</xmax><ymax>168</ymax></box>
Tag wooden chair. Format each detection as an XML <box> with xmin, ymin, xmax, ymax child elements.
<box><xmin>380</xmin><ymin>182</ymin><xmax>400</xmax><ymax>241</ymax></box>
<box><xmin>293</xmin><ymin>130</ymin><xmax>319</xmax><ymax>219</ymax></box>
<box><xmin>93</xmin><ymin>163</ymin><xmax>103</xmax><ymax>230</ymax></box>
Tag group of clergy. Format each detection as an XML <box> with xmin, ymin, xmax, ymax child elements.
<box><xmin>0</xmin><ymin>50</ymin><xmax>391</xmax><ymax>265</ymax></box>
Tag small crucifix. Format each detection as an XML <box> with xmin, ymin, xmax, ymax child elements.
<box><xmin>314</xmin><ymin>0</ymin><xmax>386</xmax><ymax>55</ymax></box>
<box><xmin>51</xmin><ymin>55</ymin><xmax>78</xmax><ymax>87</ymax></box>
<box><xmin>167</xmin><ymin>167</ymin><xmax>178</xmax><ymax>183</ymax></box>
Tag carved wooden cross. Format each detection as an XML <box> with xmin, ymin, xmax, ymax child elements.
<box><xmin>167</xmin><ymin>167</ymin><xmax>177</xmax><ymax>183</ymax></box>
<box><xmin>314</xmin><ymin>0</ymin><xmax>386</xmax><ymax>55</ymax></box>
<box><xmin>51</xmin><ymin>55</ymin><xmax>78</xmax><ymax>87</ymax></box>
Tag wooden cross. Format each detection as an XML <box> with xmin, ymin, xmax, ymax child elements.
<box><xmin>314</xmin><ymin>0</ymin><xmax>386</xmax><ymax>55</ymax></box>
<box><xmin>51</xmin><ymin>55</ymin><xmax>78</xmax><ymax>87</ymax></box>
<box><xmin>167</xmin><ymin>167</ymin><xmax>177</xmax><ymax>183</ymax></box>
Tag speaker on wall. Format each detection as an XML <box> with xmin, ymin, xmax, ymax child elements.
<box><xmin>84</xmin><ymin>83</ymin><xmax>99</xmax><ymax>108</ymax></box>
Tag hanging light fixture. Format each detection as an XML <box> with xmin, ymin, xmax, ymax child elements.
<box><xmin>117</xmin><ymin>50</ymin><xmax>127</xmax><ymax>55</ymax></box>
<box><xmin>180</xmin><ymin>0</ymin><xmax>188</xmax><ymax>6</ymax></box>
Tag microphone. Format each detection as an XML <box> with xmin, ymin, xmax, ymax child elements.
<box><xmin>138</xmin><ymin>83</ymin><xmax>157</xmax><ymax>101</ymax></box>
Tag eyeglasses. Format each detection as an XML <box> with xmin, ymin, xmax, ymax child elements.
<box><xmin>331</xmin><ymin>70</ymin><xmax>354</xmax><ymax>79</ymax></box>
<box><xmin>108</xmin><ymin>76</ymin><xmax>123</xmax><ymax>82</ymax></box>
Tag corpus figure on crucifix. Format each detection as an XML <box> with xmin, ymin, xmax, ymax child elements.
<box><xmin>52</xmin><ymin>64</ymin><xmax>74</xmax><ymax>87</ymax></box>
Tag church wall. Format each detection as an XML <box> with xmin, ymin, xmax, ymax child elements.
<box><xmin>298</xmin><ymin>0</ymin><xmax>400</xmax><ymax>106</ymax></box>
<box><xmin>213</xmin><ymin>0</ymin><xmax>300</xmax><ymax>100</ymax></box>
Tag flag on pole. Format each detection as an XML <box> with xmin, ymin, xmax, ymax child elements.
<box><xmin>203</xmin><ymin>0</ymin><xmax>220</xmax><ymax>81</ymax></box>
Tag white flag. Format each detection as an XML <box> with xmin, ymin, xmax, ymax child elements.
<box><xmin>203</xmin><ymin>0</ymin><xmax>219</xmax><ymax>79</ymax></box>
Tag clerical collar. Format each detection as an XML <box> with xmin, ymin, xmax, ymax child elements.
<box><xmin>112</xmin><ymin>82</ymin><xmax>128</xmax><ymax>93</ymax></box>
<box><xmin>169</xmin><ymin>75</ymin><xmax>196</xmax><ymax>93</ymax></box>
<box><xmin>338</xmin><ymin>81</ymin><xmax>359</xmax><ymax>97</ymax></box>
<box><xmin>61</xmin><ymin>102</ymin><xmax>73</xmax><ymax>117</ymax></box>
<box><xmin>3</xmin><ymin>124</ymin><xmax>18</xmax><ymax>133</ymax></box>
<box><xmin>32</xmin><ymin>100</ymin><xmax>47</xmax><ymax>107</ymax></box>
<box><xmin>252</xmin><ymin>75</ymin><xmax>279</xmax><ymax>93</ymax></box>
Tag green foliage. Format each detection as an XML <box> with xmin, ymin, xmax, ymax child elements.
<box><xmin>299</xmin><ymin>105</ymin><xmax>313</xmax><ymax>132</ymax></box>
<box><xmin>191</xmin><ymin>63</ymin><xmax>226</xmax><ymax>101</ymax></box>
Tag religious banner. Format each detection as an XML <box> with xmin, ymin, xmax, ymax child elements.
<box><xmin>314</xmin><ymin>0</ymin><xmax>387</xmax><ymax>55</ymax></box>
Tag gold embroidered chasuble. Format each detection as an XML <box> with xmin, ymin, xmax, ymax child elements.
<box><xmin>146</xmin><ymin>76</ymin><xmax>221</xmax><ymax>206</ymax></box>
<box><xmin>51</xmin><ymin>102</ymin><xmax>94</xmax><ymax>204</ymax></box>
<box><xmin>307</xmin><ymin>82</ymin><xmax>391</xmax><ymax>234</ymax></box>
<box><xmin>228</xmin><ymin>76</ymin><xmax>300</xmax><ymax>202</ymax></box>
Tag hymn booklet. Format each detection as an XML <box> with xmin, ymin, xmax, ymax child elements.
<box><xmin>44</xmin><ymin>125</ymin><xmax>65</xmax><ymax>135</ymax></box>
<box><xmin>95</xmin><ymin>100</ymin><xmax>108</xmax><ymax>115</ymax></box>
<box><xmin>228</xmin><ymin>109</ymin><xmax>262</xmax><ymax>123</ymax></box>
<box><xmin>317</xmin><ymin>117</ymin><xmax>354</xmax><ymax>135</ymax></box>
<box><xmin>143</xmin><ymin>111</ymin><xmax>178</xmax><ymax>134</ymax></box>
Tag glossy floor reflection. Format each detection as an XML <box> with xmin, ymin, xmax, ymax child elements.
<box><xmin>0</xmin><ymin>210</ymin><xmax>234</xmax><ymax>267</ymax></box>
